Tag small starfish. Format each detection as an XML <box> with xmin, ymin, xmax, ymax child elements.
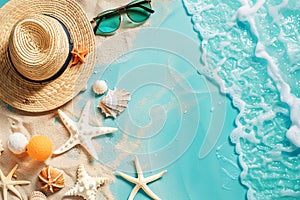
<box><xmin>0</xmin><ymin>164</ymin><xmax>30</xmax><ymax>200</ymax></box>
<box><xmin>117</xmin><ymin>156</ymin><xmax>167</xmax><ymax>200</ymax></box>
<box><xmin>53</xmin><ymin>101</ymin><xmax>118</xmax><ymax>160</ymax></box>
<box><xmin>71</xmin><ymin>44</ymin><xmax>89</xmax><ymax>65</ymax></box>
<box><xmin>65</xmin><ymin>164</ymin><xmax>109</xmax><ymax>200</ymax></box>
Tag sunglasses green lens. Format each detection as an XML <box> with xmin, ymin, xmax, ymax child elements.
<box><xmin>95</xmin><ymin>11</ymin><xmax>121</xmax><ymax>35</ymax></box>
<box><xmin>126</xmin><ymin>1</ymin><xmax>152</xmax><ymax>23</ymax></box>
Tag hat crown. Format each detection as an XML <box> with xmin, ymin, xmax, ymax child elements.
<box><xmin>9</xmin><ymin>14</ymin><xmax>70</xmax><ymax>82</ymax></box>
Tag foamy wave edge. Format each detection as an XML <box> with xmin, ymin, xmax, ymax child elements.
<box><xmin>182</xmin><ymin>0</ymin><xmax>300</xmax><ymax>199</ymax></box>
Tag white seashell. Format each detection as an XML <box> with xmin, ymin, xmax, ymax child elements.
<box><xmin>92</xmin><ymin>80</ymin><xmax>108</xmax><ymax>95</ymax></box>
<box><xmin>0</xmin><ymin>139</ymin><xmax>4</xmax><ymax>155</ymax></box>
<box><xmin>98</xmin><ymin>88</ymin><xmax>131</xmax><ymax>118</ymax></box>
<box><xmin>7</xmin><ymin>132</ymin><xmax>28</xmax><ymax>154</ymax></box>
<box><xmin>30</xmin><ymin>191</ymin><xmax>47</xmax><ymax>200</ymax></box>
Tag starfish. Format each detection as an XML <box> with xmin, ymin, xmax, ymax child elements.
<box><xmin>71</xmin><ymin>44</ymin><xmax>89</xmax><ymax>65</ymax></box>
<box><xmin>117</xmin><ymin>156</ymin><xmax>167</xmax><ymax>200</ymax></box>
<box><xmin>0</xmin><ymin>164</ymin><xmax>30</xmax><ymax>200</ymax></box>
<box><xmin>65</xmin><ymin>164</ymin><xmax>109</xmax><ymax>200</ymax></box>
<box><xmin>53</xmin><ymin>101</ymin><xmax>118</xmax><ymax>160</ymax></box>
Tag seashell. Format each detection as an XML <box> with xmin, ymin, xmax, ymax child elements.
<box><xmin>7</xmin><ymin>132</ymin><xmax>28</xmax><ymax>154</ymax></box>
<box><xmin>38</xmin><ymin>166</ymin><xmax>65</xmax><ymax>193</ymax></box>
<box><xmin>30</xmin><ymin>191</ymin><xmax>47</xmax><ymax>200</ymax></box>
<box><xmin>98</xmin><ymin>88</ymin><xmax>131</xmax><ymax>118</ymax></box>
<box><xmin>0</xmin><ymin>139</ymin><xmax>4</xmax><ymax>155</ymax></box>
<box><xmin>92</xmin><ymin>80</ymin><xmax>108</xmax><ymax>95</ymax></box>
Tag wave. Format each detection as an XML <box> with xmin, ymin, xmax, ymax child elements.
<box><xmin>183</xmin><ymin>0</ymin><xmax>300</xmax><ymax>199</ymax></box>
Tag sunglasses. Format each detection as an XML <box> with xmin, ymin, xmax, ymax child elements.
<box><xmin>91</xmin><ymin>0</ymin><xmax>154</xmax><ymax>36</ymax></box>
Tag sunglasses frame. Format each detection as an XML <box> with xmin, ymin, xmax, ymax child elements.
<box><xmin>91</xmin><ymin>0</ymin><xmax>154</xmax><ymax>35</ymax></box>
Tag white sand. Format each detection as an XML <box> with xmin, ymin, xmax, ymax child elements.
<box><xmin>0</xmin><ymin>97</ymin><xmax>116</xmax><ymax>200</ymax></box>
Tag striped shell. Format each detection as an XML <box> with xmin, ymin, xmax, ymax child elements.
<box><xmin>98</xmin><ymin>88</ymin><xmax>131</xmax><ymax>118</ymax></box>
<box><xmin>30</xmin><ymin>191</ymin><xmax>47</xmax><ymax>200</ymax></box>
<box><xmin>38</xmin><ymin>166</ymin><xmax>65</xmax><ymax>193</ymax></box>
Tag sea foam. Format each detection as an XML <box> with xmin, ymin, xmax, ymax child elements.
<box><xmin>183</xmin><ymin>0</ymin><xmax>300</xmax><ymax>199</ymax></box>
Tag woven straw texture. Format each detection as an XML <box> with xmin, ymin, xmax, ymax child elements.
<box><xmin>9</xmin><ymin>14</ymin><xmax>70</xmax><ymax>82</ymax></box>
<box><xmin>0</xmin><ymin>0</ymin><xmax>95</xmax><ymax>112</ymax></box>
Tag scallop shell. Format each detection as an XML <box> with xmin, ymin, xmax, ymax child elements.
<box><xmin>30</xmin><ymin>191</ymin><xmax>47</xmax><ymax>200</ymax></box>
<box><xmin>92</xmin><ymin>80</ymin><xmax>108</xmax><ymax>95</ymax></box>
<box><xmin>98</xmin><ymin>88</ymin><xmax>131</xmax><ymax>118</ymax></box>
<box><xmin>38</xmin><ymin>166</ymin><xmax>65</xmax><ymax>193</ymax></box>
<box><xmin>7</xmin><ymin>132</ymin><xmax>28</xmax><ymax>154</ymax></box>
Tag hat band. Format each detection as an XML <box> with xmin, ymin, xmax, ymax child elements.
<box><xmin>8</xmin><ymin>14</ymin><xmax>74</xmax><ymax>83</ymax></box>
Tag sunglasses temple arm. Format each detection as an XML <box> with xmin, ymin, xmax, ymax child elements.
<box><xmin>91</xmin><ymin>15</ymin><xmax>104</xmax><ymax>23</ymax></box>
<box><xmin>90</xmin><ymin>17</ymin><xmax>98</xmax><ymax>23</ymax></box>
<box><xmin>138</xmin><ymin>5</ymin><xmax>155</xmax><ymax>13</ymax></box>
<box><xmin>91</xmin><ymin>1</ymin><xmax>154</xmax><ymax>23</ymax></box>
<box><xmin>126</xmin><ymin>2</ymin><xmax>155</xmax><ymax>13</ymax></box>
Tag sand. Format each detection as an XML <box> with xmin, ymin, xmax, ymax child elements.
<box><xmin>0</xmin><ymin>97</ymin><xmax>116</xmax><ymax>200</ymax></box>
<box><xmin>0</xmin><ymin>0</ymin><xmax>138</xmax><ymax>199</ymax></box>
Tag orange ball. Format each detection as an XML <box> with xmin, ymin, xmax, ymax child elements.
<box><xmin>27</xmin><ymin>136</ymin><xmax>52</xmax><ymax>161</ymax></box>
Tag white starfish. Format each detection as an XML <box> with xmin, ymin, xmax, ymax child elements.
<box><xmin>53</xmin><ymin>101</ymin><xmax>118</xmax><ymax>160</ymax></box>
<box><xmin>65</xmin><ymin>164</ymin><xmax>109</xmax><ymax>200</ymax></box>
<box><xmin>0</xmin><ymin>164</ymin><xmax>30</xmax><ymax>200</ymax></box>
<box><xmin>117</xmin><ymin>156</ymin><xmax>167</xmax><ymax>200</ymax></box>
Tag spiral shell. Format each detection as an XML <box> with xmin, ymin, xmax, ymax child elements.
<box><xmin>98</xmin><ymin>88</ymin><xmax>131</xmax><ymax>118</ymax></box>
<box><xmin>30</xmin><ymin>191</ymin><xmax>47</xmax><ymax>200</ymax></box>
<box><xmin>38</xmin><ymin>166</ymin><xmax>65</xmax><ymax>193</ymax></box>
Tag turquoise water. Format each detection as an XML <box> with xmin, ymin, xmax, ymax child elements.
<box><xmin>0</xmin><ymin>0</ymin><xmax>5</xmax><ymax>7</ymax></box>
<box><xmin>0</xmin><ymin>0</ymin><xmax>246</xmax><ymax>199</ymax></box>
<box><xmin>183</xmin><ymin>0</ymin><xmax>300</xmax><ymax>199</ymax></box>
<box><xmin>90</xmin><ymin>1</ymin><xmax>246</xmax><ymax>199</ymax></box>
<box><xmin>6</xmin><ymin>0</ymin><xmax>300</xmax><ymax>199</ymax></box>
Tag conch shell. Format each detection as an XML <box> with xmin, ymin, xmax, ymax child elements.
<box><xmin>30</xmin><ymin>191</ymin><xmax>47</xmax><ymax>200</ymax></box>
<box><xmin>38</xmin><ymin>166</ymin><xmax>65</xmax><ymax>193</ymax></box>
<box><xmin>98</xmin><ymin>88</ymin><xmax>131</xmax><ymax>118</ymax></box>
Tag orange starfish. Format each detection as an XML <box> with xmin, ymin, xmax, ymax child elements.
<box><xmin>71</xmin><ymin>44</ymin><xmax>89</xmax><ymax>66</ymax></box>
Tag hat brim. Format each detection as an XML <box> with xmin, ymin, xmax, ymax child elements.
<box><xmin>0</xmin><ymin>0</ymin><xmax>95</xmax><ymax>112</ymax></box>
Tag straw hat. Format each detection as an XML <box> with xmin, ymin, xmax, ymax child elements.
<box><xmin>0</xmin><ymin>0</ymin><xmax>95</xmax><ymax>112</ymax></box>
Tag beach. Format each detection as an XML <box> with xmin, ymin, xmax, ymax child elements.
<box><xmin>0</xmin><ymin>0</ymin><xmax>154</xmax><ymax>199</ymax></box>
